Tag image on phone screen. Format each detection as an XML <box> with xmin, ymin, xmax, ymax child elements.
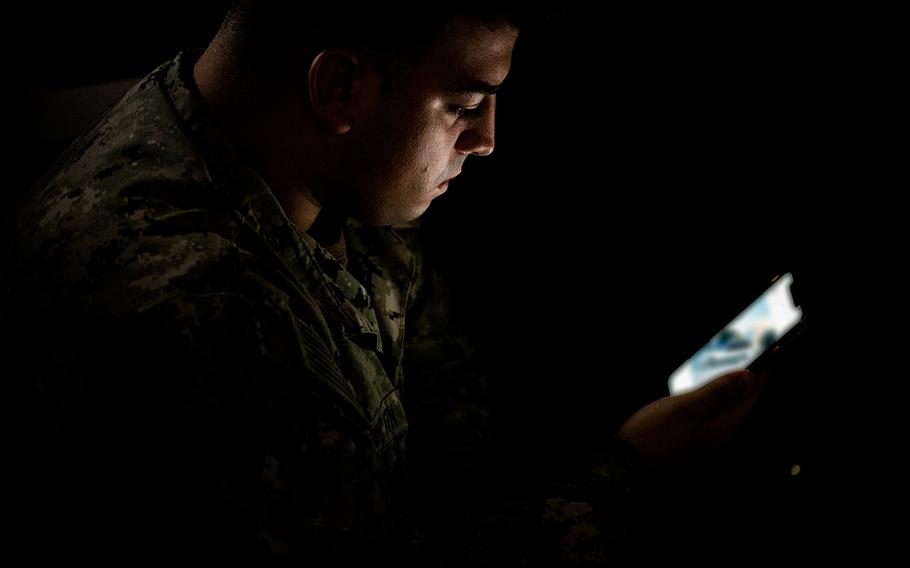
<box><xmin>668</xmin><ymin>273</ymin><xmax>803</xmax><ymax>395</ymax></box>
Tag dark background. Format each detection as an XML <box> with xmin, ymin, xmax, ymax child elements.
<box><xmin>8</xmin><ymin>2</ymin><xmax>895</xmax><ymax>563</ymax></box>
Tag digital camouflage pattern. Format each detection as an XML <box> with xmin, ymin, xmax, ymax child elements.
<box><xmin>2</xmin><ymin>51</ymin><xmax>645</xmax><ymax>566</ymax></box>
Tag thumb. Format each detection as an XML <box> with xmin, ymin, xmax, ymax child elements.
<box><xmin>689</xmin><ymin>369</ymin><xmax>758</xmax><ymax>410</ymax></box>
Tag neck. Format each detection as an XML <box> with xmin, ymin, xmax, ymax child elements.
<box><xmin>192</xmin><ymin>43</ymin><xmax>323</xmax><ymax>231</ymax></box>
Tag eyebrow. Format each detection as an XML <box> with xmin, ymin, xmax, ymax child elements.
<box><xmin>446</xmin><ymin>81</ymin><xmax>503</xmax><ymax>96</ymax></box>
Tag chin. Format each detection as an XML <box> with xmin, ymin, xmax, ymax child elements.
<box><xmin>381</xmin><ymin>208</ymin><xmax>428</xmax><ymax>226</ymax></box>
<box><xmin>353</xmin><ymin>192</ymin><xmax>435</xmax><ymax>226</ymax></box>
<box><xmin>354</xmin><ymin>206</ymin><xmax>426</xmax><ymax>227</ymax></box>
<box><xmin>407</xmin><ymin>201</ymin><xmax>434</xmax><ymax>222</ymax></box>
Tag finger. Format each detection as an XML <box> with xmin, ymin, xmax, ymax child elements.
<box><xmin>688</xmin><ymin>369</ymin><xmax>757</xmax><ymax>412</ymax></box>
<box><xmin>709</xmin><ymin>368</ymin><xmax>772</xmax><ymax>435</ymax></box>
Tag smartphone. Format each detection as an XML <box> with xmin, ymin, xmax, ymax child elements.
<box><xmin>668</xmin><ymin>272</ymin><xmax>806</xmax><ymax>395</ymax></box>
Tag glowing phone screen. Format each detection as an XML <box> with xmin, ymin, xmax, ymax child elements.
<box><xmin>668</xmin><ymin>273</ymin><xmax>802</xmax><ymax>395</ymax></box>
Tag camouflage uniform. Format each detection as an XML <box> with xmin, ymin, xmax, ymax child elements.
<box><xmin>2</xmin><ymin>51</ymin><xmax>645</xmax><ymax>566</ymax></box>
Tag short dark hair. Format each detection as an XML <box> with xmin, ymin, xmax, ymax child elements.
<box><xmin>221</xmin><ymin>2</ymin><xmax>534</xmax><ymax>84</ymax></box>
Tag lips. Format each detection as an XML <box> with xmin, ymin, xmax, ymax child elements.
<box><xmin>435</xmin><ymin>169</ymin><xmax>461</xmax><ymax>193</ymax></box>
<box><xmin>440</xmin><ymin>171</ymin><xmax>461</xmax><ymax>187</ymax></box>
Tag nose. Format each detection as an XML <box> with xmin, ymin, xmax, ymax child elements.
<box><xmin>455</xmin><ymin>98</ymin><xmax>496</xmax><ymax>157</ymax></box>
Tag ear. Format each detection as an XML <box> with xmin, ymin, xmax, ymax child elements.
<box><xmin>308</xmin><ymin>50</ymin><xmax>377</xmax><ymax>135</ymax></box>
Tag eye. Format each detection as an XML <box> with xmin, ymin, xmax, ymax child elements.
<box><xmin>448</xmin><ymin>104</ymin><xmax>484</xmax><ymax>120</ymax></box>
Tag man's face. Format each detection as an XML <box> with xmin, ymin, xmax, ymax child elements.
<box><xmin>336</xmin><ymin>18</ymin><xmax>518</xmax><ymax>225</ymax></box>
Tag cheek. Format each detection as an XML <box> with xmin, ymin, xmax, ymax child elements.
<box><xmin>393</xmin><ymin>131</ymin><xmax>448</xmax><ymax>182</ymax></box>
<box><xmin>415</xmin><ymin>122</ymin><xmax>459</xmax><ymax>170</ymax></box>
<box><xmin>369</xmin><ymin>106</ymin><xmax>455</xmax><ymax>187</ymax></box>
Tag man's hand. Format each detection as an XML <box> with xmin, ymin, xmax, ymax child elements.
<box><xmin>615</xmin><ymin>369</ymin><xmax>768</xmax><ymax>469</ymax></box>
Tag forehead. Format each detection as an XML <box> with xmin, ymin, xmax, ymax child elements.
<box><xmin>414</xmin><ymin>18</ymin><xmax>519</xmax><ymax>88</ymax></box>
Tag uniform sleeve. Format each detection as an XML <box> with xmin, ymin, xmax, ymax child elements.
<box><xmin>19</xmin><ymin>282</ymin><xmax>414</xmax><ymax>566</ymax></box>
<box><xmin>401</xmin><ymin>231</ymin><xmax>650</xmax><ymax>566</ymax></box>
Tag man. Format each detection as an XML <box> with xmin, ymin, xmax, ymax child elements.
<box><xmin>3</xmin><ymin>3</ymin><xmax>764</xmax><ymax>565</ymax></box>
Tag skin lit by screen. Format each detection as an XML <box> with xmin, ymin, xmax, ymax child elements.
<box><xmin>668</xmin><ymin>273</ymin><xmax>802</xmax><ymax>395</ymax></box>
